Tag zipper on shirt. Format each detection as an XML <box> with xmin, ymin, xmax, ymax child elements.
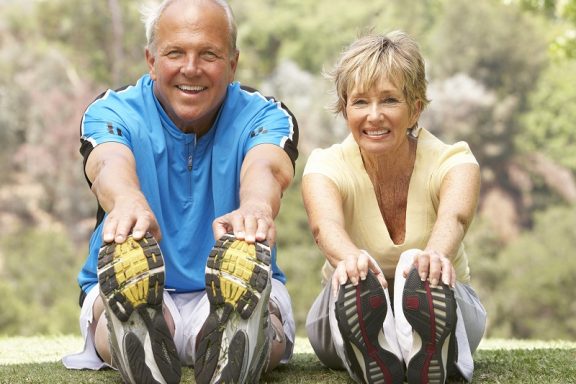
<box><xmin>187</xmin><ymin>134</ymin><xmax>197</xmax><ymax>172</ymax></box>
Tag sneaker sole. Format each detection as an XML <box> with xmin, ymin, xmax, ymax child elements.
<box><xmin>98</xmin><ymin>233</ymin><xmax>181</xmax><ymax>384</ymax></box>
<box><xmin>194</xmin><ymin>233</ymin><xmax>272</xmax><ymax>384</ymax></box>
<box><xmin>335</xmin><ymin>271</ymin><xmax>404</xmax><ymax>384</ymax></box>
<box><xmin>403</xmin><ymin>268</ymin><xmax>456</xmax><ymax>384</ymax></box>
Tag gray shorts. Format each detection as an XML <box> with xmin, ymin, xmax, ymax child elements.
<box><xmin>305</xmin><ymin>249</ymin><xmax>486</xmax><ymax>382</ymax></box>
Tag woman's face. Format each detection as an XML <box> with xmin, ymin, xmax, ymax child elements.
<box><xmin>345</xmin><ymin>76</ymin><xmax>419</xmax><ymax>155</ymax></box>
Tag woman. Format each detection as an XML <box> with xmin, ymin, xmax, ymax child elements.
<box><xmin>303</xmin><ymin>31</ymin><xmax>486</xmax><ymax>384</ymax></box>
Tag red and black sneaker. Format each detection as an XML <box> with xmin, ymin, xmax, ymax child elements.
<box><xmin>335</xmin><ymin>270</ymin><xmax>404</xmax><ymax>384</ymax></box>
<box><xmin>402</xmin><ymin>267</ymin><xmax>457</xmax><ymax>384</ymax></box>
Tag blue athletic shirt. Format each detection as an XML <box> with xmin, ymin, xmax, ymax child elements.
<box><xmin>78</xmin><ymin>74</ymin><xmax>299</xmax><ymax>293</ymax></box>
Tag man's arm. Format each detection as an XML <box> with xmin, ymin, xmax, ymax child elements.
<box><xmin>85</xmin><ymin>142</ymin><xmax>161</xmax><ymax>243</ymax></box>
<box><xmin>212</xmin><ymin>144</ymin><xmax>294</xmax><ymax>246</ymax></box>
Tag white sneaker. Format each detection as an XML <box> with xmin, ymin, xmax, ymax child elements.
<box><xmin>334</xmin><ymin>270</ymin><xmax>404</xmax><ymax>384</ymax></box>
<box><xmin>402</xmin><ymin>267</ymin><xmax>457</xmax><ymax>384</ymax></box>
<box><xmin>98</xmin><ymin>233</ymin><xmax>181</xmax><ymax>384</ymax></box>
<box><xmin>194</xmin><ymin>234</ymin><xmax>272</xmax><ymax>384</ymax></box>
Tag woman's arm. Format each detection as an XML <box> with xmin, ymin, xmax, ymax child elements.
<box><xmin>302</xmin><ymin>173</ymin><xmax>386</xmax><ymax>295</ymax></box>
<box><xmin>409</xmin><ymin>162</ymin><xmax>480</xmax><ymax>287</ymax></box>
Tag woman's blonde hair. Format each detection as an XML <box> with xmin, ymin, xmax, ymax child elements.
<box><xmin>327</xmin><ymin>30</ymin><xmax>430</xmax><ymax>118</ymax></box>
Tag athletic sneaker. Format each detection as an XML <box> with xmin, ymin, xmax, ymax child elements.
<box><xmin>194</xmin><ymin>233</ymin><xmax>272</xmax><ymax>384</ymax></box>
<box><xmin>334</xmin><ymin>270</ymin><xmax>405</xmax><ymax>384</ymax></box>
<box><xmin>402</xmin><ymin>267</ymin><xmax>457</xmax><ymax>384</ymax></box>
<box><xmin>97</xmin><ymin>233</ymin><xmax>181</xmax><ymax>384</ymax></box>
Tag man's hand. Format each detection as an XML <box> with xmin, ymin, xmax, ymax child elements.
<box><xmin>101</xmin><ymin>193</ymin><xmax>161</xmax><ymax>244</ymax></box>
<box><xmin>213</xmin><ymin>203</ymin><xmax>275</xmax><ymax>245</ymax></box>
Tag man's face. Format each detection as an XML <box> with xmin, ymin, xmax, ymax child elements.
<box><xmin>146</xmin><ymin>0</ymin><xmax>238</xmax><ymax>134</ymax></box>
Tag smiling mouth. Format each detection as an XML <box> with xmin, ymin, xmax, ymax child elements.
<box><xmin>177</xmin><ymin>85</ymin><xmax>206</xmax><ymax>94</ymax></box>
<box><xmin>364</xmin><ymin>129</ymin><xmax>390</xmax><ymax>137</ymax></box>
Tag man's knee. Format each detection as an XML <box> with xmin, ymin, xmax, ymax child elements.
<box><xmin>94</xmin><ymin>311</ymin><xmax>112</xmax><ymax>365</ymax></box>
<box><xmin>265</xmin><ymin>310</ymin><xmax>286</xmax><ymax>372</ymax></box>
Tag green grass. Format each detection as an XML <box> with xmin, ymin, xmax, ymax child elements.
<box><xmin>1</xmin><ymin>336</ymin><xmax>575</xmax><ymax>383</ymax></box>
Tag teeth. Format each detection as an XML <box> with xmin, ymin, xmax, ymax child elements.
<box><xmin>365</xmin><ymin>129</ymin><xmax>389</xmax><ymax>136</ymax></box>
<box><xmin>178</xmin><ymin>85</ymin><xmax>205</xmax><ymax>92</ymax></box>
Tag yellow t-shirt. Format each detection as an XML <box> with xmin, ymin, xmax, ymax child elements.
<box><xmin>303</xmin><ymin>128</ymin><xmax>477</xmax><ymax>284</ymax></box>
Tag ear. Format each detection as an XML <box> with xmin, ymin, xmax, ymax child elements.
<box><xmin>410</xmin><ymin>99</ymin><xmax>423</xmax><ymax>126</ymax></box>
<box><xmin>145</xmin><ymin>48</ymin><xmax>157</xmax><ymax>80</ymax></box>
<box><xmin>228</xmin><ymin>49</ymin><xmax>240</xmax><ymax>82</ymax></box>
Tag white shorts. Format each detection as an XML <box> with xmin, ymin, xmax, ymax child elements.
<box><xmin>62</xmin><ymin>279</ymin><xmax>295</xmax><ymax>370</ymax></box>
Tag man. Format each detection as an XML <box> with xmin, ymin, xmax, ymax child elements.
<box><xmin>62</xmin><ymin>0</ymin><xmax>299</xmax><ymax>383</ymax></box>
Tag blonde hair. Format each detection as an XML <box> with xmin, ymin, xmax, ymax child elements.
<box><xmin>327</xmin><ymin>30</ymin><xmax>430</xmax><ymax>117</ymax></box>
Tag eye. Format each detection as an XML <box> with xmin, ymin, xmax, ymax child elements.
<box><xmin>350</xmin><ymin>98</ymin><xmax>367</xmax><ymax>106</ymax></box>
<box><xmin>383</xmin><ymin>97</ymin><xmax>400</xmax><ymax>104</ymax></box>
<box><xmin>201</xmin><ymin>51</ymin><xmax>221</xmax><ymax>61</ymax></box>
<box><xmin>165</xmin><ymin>50</ymin><xmax>183</xmax><ymax>59</ymax></box>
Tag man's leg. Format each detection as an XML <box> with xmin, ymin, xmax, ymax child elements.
<box><xmin>265</xmin><ymin>298</ymin><xmax>287</xmax><ymax>371</ymax></box>
<box><xmin>93</xmin><ymin>295</ymin><xmax>177</xmax><ymax>365</ymax></box>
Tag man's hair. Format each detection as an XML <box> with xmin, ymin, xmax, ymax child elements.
<box><xmin>141</xmin><ymin>0</ymin><xmax>238</xmax><ymax>55</ymax></box>
<box><xmin>327</xmin><ymin>30</ymin><xmax>430</xmax><ymax>118</ymax></box>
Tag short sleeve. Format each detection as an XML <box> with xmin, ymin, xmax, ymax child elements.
<box><xmin>431</xmin><ymin>141</ymin><xmax>479</xmax><ymax>198</ymax></box>
<box><xmin>244</xmin><ymin>98</ymin><xmax>299</xmax><ymax>169</ymax></box>
<box><xmin>303</xmin><ymin>145</ymin><xmax>351</xmax><ymax>199</ymax></box>
<box><xmin>79</xmin><ymin>93</ymin><xmax>133</xmax><ymax>164</ymax></box>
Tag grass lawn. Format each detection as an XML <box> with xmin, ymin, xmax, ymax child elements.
<box><xmin>0</xmin><ymin>336</ymin><xmax>575</xmax><ymax>383</ymax></box>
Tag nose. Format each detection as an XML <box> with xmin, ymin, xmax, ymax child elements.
<box><xmin>181</xmin><ymin>54</ymin><xmax>201</xmax><ymax>77</ymax></box>
<box><xmin>366</xmin><ymin>102</ymin><xmax>384</xmax><ymax>122</ymax></box>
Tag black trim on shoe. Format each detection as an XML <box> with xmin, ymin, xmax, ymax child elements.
<box><xmin>335</xmin><ymin>270</ymin><xmax>404</xmax><ymax>384</ymax></box>
<box><xmin>194</xmin><ymin>233</ymin><xmax>272</xmax><ymax>384</ymax></box>
<box><xmin>402</xmin><ymin>267</ymin><xmax>457</xmax><ymax>384</ymax></box>
<box><xmin>97</xmin><ymin>233</ymin><xmax>181</xmax><ymax>384</ymax></box>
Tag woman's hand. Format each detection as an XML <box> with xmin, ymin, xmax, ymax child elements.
<box><xmin>404</xmin><ymin>249</ymin><xmax>456</xmax><ymax>288</ymax></box>
<box><xmin>331</xmin><ymin>250</ymin><xmax>387</xmax><ymax>297</ymax></box>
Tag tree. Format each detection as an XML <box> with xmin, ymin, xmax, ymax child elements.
<box><xmin>0</xmin><ymin>230</ymin><xmax>83</xmax><ymax>336</ymax></box>
<box><xmin>519</xmin><ymin>60</ymin><xmax>576</xmax><ymax>173</ymax></box>
<box><xmin>510</xmin><ymin>0</ymin><xmax>576</xmax><ymax>58</ymax></box>
<box><xmin>485</xmin><ymin>205</ymin><xmax>576</xmax><ymax>339</ymax></box>
<box><xmin>35</xmin><ymin>0</ymin><xmax>147</xmax><ymax>86</ymax></box>
<box><xmin>230</xmin><ymin>0</ymin><xmax>443</xmax><ymax>84</ymax></box>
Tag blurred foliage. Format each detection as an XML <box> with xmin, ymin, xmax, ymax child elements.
<box><xmin>519</xmin><ymin>59</ymin><xmax>576</xmax><ymax>171</ymax></box>
<box><xmin>34</xmin><ymin>0</ymin><xmax>148</xmax><ymax>86</ymax></box>
<box><xmin>0</xmin><ymin>0</ymin><xmax>575</xmax><ymax>342</ymax></box>
<box><xmin>275</xmin><ymin>162</ymin><xmax>326</xmax><ymax>329</ymax></box>
<box><xmin>0</xmin><ymin>230</ymin><xmax>83</xmax><ymax>336</ymax></box>
<box><xmin>485</xmin><ymin>205</ymin><xmax>576</xmax><ymax>339</ymax></box>
<box><xmin>229</xmin><ymin>0</ymin><xmax>443</xmax><ymax>82</ymax></box>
